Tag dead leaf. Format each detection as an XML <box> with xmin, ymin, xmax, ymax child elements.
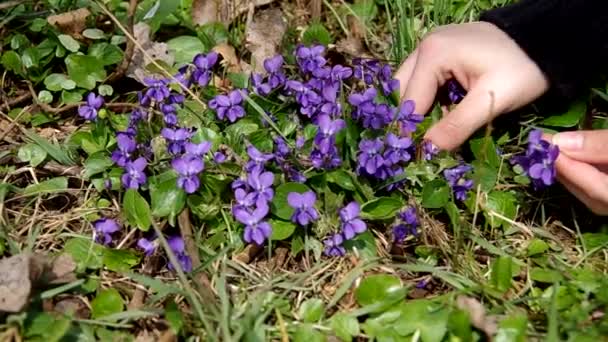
<box><xmin>245</xmin><ymin>7</ymin><xmax>287</xmax><ymax>73</ymax></box>
<box><xmin>47</xmin><ymin>8</ymin><xmax>90</xmax><ymax>39</ymax></box>
<box><xmin>233</xmin><ymin>244</ymin><xmax>263</xmax><ymax>263</ymax></box>
<box><xmin>0</xmin><ymin>253</ymin><xmax>77</xmax><ymax>313</ymax></box>
<box><xmin>191</xmin><ymin>0</ymin><xmax>277</xmax><ymax>27</ymax></box>
<box><xmin>456</xmin><ymin>295</ymin><xmax>498</xmax><ymax>338</ymax></box>
<box><xmin>213</xmin><ymin>43</ymin><xmax>241</xmax><ymax>73</ymax></box>
<box><xmin>126</xmin><ymin>23</ymin><xmax>175</xmax><ymax>84</ymax></box>
<box><xmin>54</xmin><ymin>297</ymin><xmax>90</xmax><ymax>318</ymax></box>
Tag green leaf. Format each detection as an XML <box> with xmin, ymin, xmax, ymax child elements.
<box><xmin>393</xmin><ymin>300</ymin><xmax>449</xmax><ymax>342</ymax></box>
<box><xmin>150</xmin><ymin>174</ymin><xmax>186</xmax><ymax>218</ymax></box>
<box><xmin>165</xmin><ymin>300</ymin><xmax>184</xmax><ymax>334</ymax></box>
<box><xmin>447</xmin><ymin>308</ymin><xmax>472</xmax><ymax>342</ymax></box>
<box><xmin>495</xmin><ymin>313</ymin><xmax>528</xmax><ymax>342</ymax></box>
<box><xmin>23</xmin><ymin>176</ymin><xmax>68</xmax><ymax>195</ymax></box>
<box><xmin>345</xmin><ymin>0</ymin><xmax>378</xmax><ymax>24</ymax></box>
<box><xmin>330</xmin><ymin>313</ymin><xmax>360</xmax><ymax>341</ymax></box>
<box><xmin>98</xmin><ymin>84</ymin><xmax>114</xmax><ymax>96</ymax></box>
<box><xmin>23</xmin><ymin>130</ymin><xmax>76</xmax><ymax>165</ymax></box>
<box><xmin>326</xmin><ymin>169</ymin><xmax>356</xmax><ymax>191</ymax></box>
<box><xmin>61</xmin><ymin>90</ymin><xmax>83</xmax><ymax>104</ymax></box>
<box><xmin>1</xmin><ymin>51</ymin><xmax>23</xmax><ymax>75</ymax></box>
<box><xmin>271</xmin><ymin>182</ymin><xmax>312</xmax><ymax>220</ymax></box>
<box><xmin>469</xmin><ymin>136</ymin><xmax>501</xmax><ymax>169</ymax></box>
<box><xmin>491</xmin><ymin>256</ymin><xmax>513</xmax><ymax>292</ymax></box>
<box><xmin>530</xmin><ymin>267</ymin><xmax>563</xmax><ymax>283</ymax></box>
<box><xmin>302</xmin><ymin>22</ymin><xmax>333</xmax><ymax>46</ymax></box>
<box><xmin>66</xmin><ymin>54</ymin><xmax>106</xmax><ymax>90</ymax></box>
<box><xmin>91</xmin><ymin>288</ymin><xmax>124</xmax><ymax>319</ymax></box>
<box><xmin>527</xmin><ymin>239</ymin><xmax>549</xmax><ymax>257</ymax></box>
<box><xmin>270</xmin><ymin>219</ymin><xmax>296</xmax><ymax>240</ymax></box>
<box><xmin>484</xmin><ymin>191</ymin><xmax>517</xmax><ymax>229</ymax></box>
<box><xmin>298</xmin><ymin>298</ymin><xmax>325</xmax><ymax>322</ymax></box>
<box><xmin>421</xmin><ymin>179</ymin><xmax>450</xmax><ymax>209</ymax></box>
<box><xmin>24</xmin><ymin>312</ymin><xmax>71</xmax><ymax>342</ymax></box>
<box><xmin>355</xmin><ymin>274</ymin><xmax>403</xmax><ymax>307</ymax></box>
<box><xmin>83</xmin><ymin>153</ymin><xmax>113</xmax><ymax>179</ymax></box>
<box><xmin>44</xmin><ymin>73</ymin><xmax>75</xmax><ymax>91</ymax></box>
<box><xmin>83</xmin><ymin>28</ymin><xmax>106</xmax><ymax>39</ymax></box>
<box><xmin>293</xmin><ymin>324</ymin><xmax>326</xmax><ymax>342</ymax></box>
<box><xmin>167</xmin><ymin>36</ymin><xmax>205</xmax><ymax>66</ymax></box>
<box><xmin>58</xmin><ymin>34</ymin><xmax>80</xmax><ymax>52</ymax></box>
<box><xmin>343</xmin><ymin>230</ymin><xmax>377</xmax><ymax>259</ymax></box>
<box><xmin>22</xmin><ymin>47</ymin><xmax>40</xmax><ymax>68</ymax></box>
<box><xmin>197</xmin><ymin>22</ymin><xmax>229</xmax><ymax>50</ymax></box>
<box><xmin>88</xmin><ymin>42</ymin><xmax>124</xmax><ymax>66</ymax></box>
<box><xmin>18</xmin><ymin>143</ymin><xmax>47</xmax><ymax>167</ymax></box>
<box><xmin>123</xmin><ymin>189</ymin><xmax>153</xmax><ymax>231</ymax></box>
<box><xmin>360</xmin><ymin>197</ymin><xmax>402</xmax><ymax>220</ymax></box>
<box><xmin>541</xmin><ymin>100</ymin><xmax>586</xmax><ymax>127</ymax></box>
<box><xmin>445</xmin><ymin>200</ymin><xmax>460</xmax><ymax>230</ymax></box>
<box><xmin>64</xmin><ymin>237</ymin><xmax>105</xmax><ymax>270</ymax></box>
<box><xmin>38</xmin><ymin>90</ymin><xmax>53</xmax><ymax>104</ymax></box>
<box><xmin>103</xmin><ymin>248</ymin><xmax>141</xmax><ymax>272</ymax></box>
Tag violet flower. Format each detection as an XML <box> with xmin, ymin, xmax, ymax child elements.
<box><xmin>161</xmin><ymin>127</ymin><xmax>192</xmax><ymax>155</ymax></box>
<box><xmin>446</xmin><ymin>79</ymin><xmax>466</xmax><ymax>104</ymax></box>
<box><xmin>383</xmin><ymin>133</ymin><xmax>413</xmax><ymax>165</ymax></box>
<box><xmin>143</xmin><ymin>77</ymin><xmax>170</xmax><ymax>102</ymax></box>
<box><xmin>397</xmin><ymin>100</ymin><xmax>423</xmax><ymax>134</ymax></box>
<box><xmin>137</xmin><ymin>237</ymin><xmax>157</xmax><ymax>256</ymax></box>
<box><xmin>443</xmin><ymin>163</ymin><xmax>474</xmax><ymax>201</ymax></box>
<box><xmin>192</xmin><ymin>52</ymin><xmax>218</xmax><ymax>87</ymax></box>
<box><xmin>209</xmin><ymin>89</ymin><xmax>247</xmax><ymax>123</ymax></box>
<box><xmin>214</xmin><ymin>151</ymin><xmax>226</xmax><ymax>164</ymax></box>
<box><xmin>323</xmin><ymin>233</ymin><xmax>346</xmax><ymax>257</ymax></box>
<box><xmin>184</xmin><ymin>141</ymin><xmax>212</xmax><ymax>158</ymax></box>
<box><xmin>378</xmin><ymin>64</ymin><xmax>400</xmax><ymax>96</ymax></box>
<box><xmin>314</xmin><ymin>114</ymin><xmax>345</xmax><ymax>154</ymax></box>
<box><xmin>287</xmin><ymin>191</ymin><xmax>319</xmax><ymax>226</ymax></box>
<box><xmin>245</xmin><ymin>144</ymin><xmax>274</xmax><ymax>172</ymax></box>
<box><xmin>357</xmin><ymin>138</ymin><xmax>386</xmax><ymax>178</ymax></box>
<box><xmin>393</xmin><ymin>206</ymin><xmax>419</xmax><ymax>243</ymax></box>
<box><xmin>339</xmin><ymin>202</ymin><xmax>367</xmax><ymax>240</ymax></box>
<box><xmin>295</xmin><ymin>44</ymin><xmax>326</xmax><ymax>74</ymax></box>
<box><xmin>233</xmin><ymin>199</ymin><xmax>272</xmax><ymax>245</ymax></box>
<box><xmin>247</xmin><ymin>166</ymin><xmax>274</xmax><ymax>203</ymax></box>
<box><xmin>353</xmin><ymin>58</ymin><xmax>380</xmax><ymax>85</ymax></box>
<box><xmin>122</xmin><ymin>157</ymin><xmax>147</xmax><ymax>189</ymax></box>
<box><xmin>172</xmin><ymin>155</ymin><xmax>204</xmax><ymax>194</ymax></box>
<box><xmin>422</xmin><ymin>140</ymin><xmax>440</xmax><ymax>161</ymax></box>
<box><xmin>93</xmin><ymin>218</ymin><xmax>120</xmax><ymax>245</ymax></box>
<box><xmin>511</xmin><ymin>129</ymin><xmax>559</xmax><ymax>189</ymax></box>
<box><xmin>111</xmin><ymin>132</ymin><xmax>137</xmax><ymax>167</ymax></box>
<box><xmin>78</xmin><ymin>92</ymin><xmax>104</xmax><ymax>121</ymax></box>
<box><xmin>167</xmin><ymin>235</ymin><xmax>193</xmax><ymax>272</ymax></box>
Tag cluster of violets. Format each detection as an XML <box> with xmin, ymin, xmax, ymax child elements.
<box><xmin>511</xmin><ymin>129</ymin><xmax>559</xmax><ymax>189</ymax></box>
<box><xmin>78</xmin><ymin>41</ymin><xmax>562</xmax><ymax>270</ymax></box>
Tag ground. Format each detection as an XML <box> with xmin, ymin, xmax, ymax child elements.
<box><xmin>1</xmin><ymin>0</ymin><xmax>608</xmax><ymax>341</ymax></box>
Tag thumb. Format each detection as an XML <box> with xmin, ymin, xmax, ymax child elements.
<box><xmin>551</xmin><ymin>129</ymin><xmax>608</xmax><ymax>164</ymax></box>
<box><xmin>423</xmin><ymin>80</ymin><xmax>498</xmax><ymax>151</ymax></box>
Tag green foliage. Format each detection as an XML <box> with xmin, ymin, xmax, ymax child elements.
<box><xmin>123</xmin><ymin>189</ymin><xmax>153</xmax><ymax>231</ymax></box>
<box><xmin>91</xmin><ymin>288</ymin><xmax>124</xmax><ymax>319</ymax></box>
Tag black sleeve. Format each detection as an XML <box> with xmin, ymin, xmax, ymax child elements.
<box><xmin>480</xmin><ymin>0</ymin><xmax>608</xmax><ymax>105</ymax></box>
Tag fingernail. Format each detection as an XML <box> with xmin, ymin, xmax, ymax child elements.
<box><xmin>552</xmin><ymin>132</ymin><xmax>583</xmax><ymax>151</ymax></box>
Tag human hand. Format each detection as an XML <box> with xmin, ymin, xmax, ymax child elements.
<box><xmin>545</xmin><ymin>130</ymin><xmax>608</xmax><ymax>215</ymax></box>
<box><xmin>394</xmin><ymin>22</ymin><xmax>550</xmax><ymax>150</ymax></box>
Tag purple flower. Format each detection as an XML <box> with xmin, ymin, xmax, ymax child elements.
<box><xmin>185</xmin><ymin>141</ymin><xmax>212</xmax><ymax>157</ymax></box>
<box><xmin>137</xmin><ymin>237</ymin><xmax>156</xmax><ymax>256</ymax></box>
<box><xmin>295</xmin><ymin>44</ymin><xmax>326</xmax><ymax>74</ymax></box>
<box><xmin>314</xmin><ymin>114</ymin><xmax>345</xmax><ymax>153</ymax></box>
<box><xmin>234</xmin><ymin>188</ymin><xmax>256</xmax><ymax>211</ymax></box>
<box><xmin>363</xmin><ymin>103</ymin><xmax>393</xmax><ymax>130</ymax></box>
<box><xmin>93</xmin><ymin>218</ymin><xmax>120</xmax><ymax>245</ymax></box>
<box><xmin>245</xmin><ymin>144</ymin><xmax>274</xmax><ymax>172</ymax></box>
<box><xmin>357</xmin><ymin>138</ymin><xmax>385</xmax><ymax>177</ymax></box>
<box><xmin>111</xmin><ymin>132</ymin><xmax>137</xmax><ymax>167</ymax></box>
<box><xmin>192</xmin><ymin>52</ymin><xmax>218</xmax><ymax>87</ymax></box>
<box><xmin>274</xmin><ymin>137</ymin><xmax>291</xmax><ymax>159</ymax></box>
<box><xmin>348</xmin><ymin>88</ymin><xmax>376</xmax><ymax>121</ymax></box>
<box><xmin>172</xmin><ymin>155</ymin><xmax>204</xmax><ymax>194</ymax></box>
<box><xmin>511</xmin><ymin>129</ymin><xmax>559</xmax><ymax>189</ymax></box>
<box><xmin>209</xmin><ymin>90</ymin><xmax>247</xmax><ymax>123</ymax></box>
<box><xmin>397</xmin><ymin>100</ymin><xmax>423</xmax><ymax>134</ymax></box>
<box><xmin>252</xmin><ymin>73</ymin><xmax>272</xmax><ymax>96</ymax></box>
<box><xmin>378</xmin><ymin>64</ymin><xmax>400</xmax><ymax>96</ymax></box>
<box><xmin>353</xmin><ymin>58</ymin><xmax>380</xmax><ymax>85</ymax></box>
<box><xmin>247</xmin><ymin>166</ymin><xmax>274</xmax><ymax>203</ymax></box>
<box><xmin>422</xmin><ymin>140</ymin><xmax>440</xmax><ymax>161</ymax></box>
<box><xmin>287</xmin><ymin>191</ymin><xmax>319</xmax><ymax>226</ymax></box>
<box><xmin>383</xmin><ymin>133</ymin><xmax>413</xmax><ymax>165</ymax></box>
<box><xmin>339</xmin><ymin>202</ymin><xmax>366</xmax><ymax>240</ymax></box>
<box><xmin>323</xmin><ymin>233</ymin><xmax>346</xmax><ymax>257</ymax></box>
<box><xmin>122</xmin><ymin>157</ymin><xmax>147</xmax><ymax>189</ymax></box>
<box><xmin>286</xmin><ymin>80</ymin><xmax>322</xmax><ymax>118</ymax></box>
<box><xmin>234</xmin><ymin>199</ymin><xmax>272</xmax><ymax>245</ymax></box>
<box><xmin>167</xmin><ymin>235</ymin><xmax>192</xmax><ymax>272</ymax></box>
<box><xmin>447</xmin><ymin>79</ymin><xmax>466</xmax><ymax>104</ymax></box>
<box><xmin>78</xmin><ymin>92</ymin><xmax>104</xmax><ymax>121</ymax></box>
<box><xmin>143</xmin><ymin>77</ymin><xmax>170</xmax><ymax>102</ymax></box>
<box><xmin>161</xmin><ymin>127</ymin><xmax>192</xmax><ymax>155</ymax></box>
<box><xmin>310</xmin><ymin>145</ymin><xmax>342</xmax><ymax>170</ymax></box>
<box><xmin>393</xmin><ymin>207</ymin><xmax>418</xmax><ymax>243</ymax></box>
<box><xmin>443</xmin><ymin>163</ymin><xmax>474</xmax><ymax>201</ymax></box>
<box><xmin>214</xmin><ymin>151</ymin><xmax>226</xmax><ymax>163</ymax></box>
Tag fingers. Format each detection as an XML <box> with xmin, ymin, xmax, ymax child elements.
<box><xmin>551</xmin><ymin>129</ymin><xmax>608</xmax><ymax>164</ymax></box>
<box><xmin>394</xmin><ymin>48</ymin><xmax>419</xmax><ymax>99</ymax></box>
<box><xmin>422</xmin><ymin>78</ymin><xmax>496</xmax><ymax>151</ymax></box>
<box><xmin>402</xmin><ymin>54</ymin><xmax>441</xmax><ymax>117</ymax></box>
<box><xmin>555</xmin><ymin>153</ymin><xmax>608</xmax><ymax>215</ymax></box>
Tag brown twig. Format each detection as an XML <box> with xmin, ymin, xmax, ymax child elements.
<box><xmin>26</xmin><ymin>81</ymin><xmax>137</xmax><ymax>114</ymax></box>
<box><xmin>106</xmin><ymin>0</ymin><xmax>138</xmax><ymax>83</ymax></box>
<box><xmin>178</xmin><ymin>209</ymin><xmax>216</xmax><ymax>302</ymax></box>
<box><xmin>310</xmin><ymin>0</ymin><xmax>322</xmax><ymax>20</ymax></box>
<box><xmin>0</xmin><ymin>92</ymin><xmax>32</xmax><ymax>111</ymax></box>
